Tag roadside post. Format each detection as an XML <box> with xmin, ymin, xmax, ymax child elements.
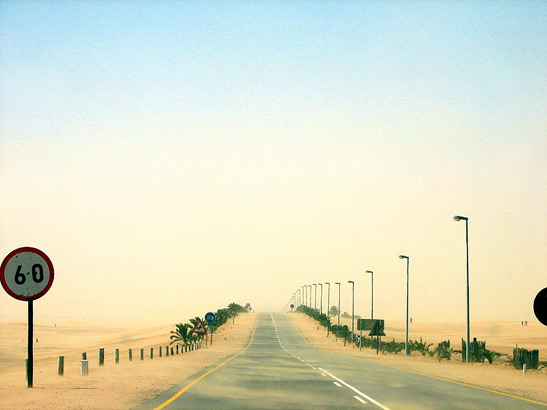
<box><xmin>205</xmin><ymin>312</ymin><xmax>217</xmax><ymax>346</ymax></box>
<box><xmin>231</xmin><ymin>309</ymin><xmax>237</xmax><ymax>325</ymax></box>
<box><xmin>1</xmin><ymin>247</ymin><xmax>55</xmax><ymax>388</ymax></box>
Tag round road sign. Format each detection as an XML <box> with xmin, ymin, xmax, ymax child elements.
<box><xmin>205</xmin><ymin>312</ymin><xmax>216</xmax><ymax>323</ymax></box>
<box><xmin>534</xmin><ymin>287</ymin><xmax>547</xmax><ymax>326</ymax></box>
<box><xmin>0</xmin><ymin>247</ymin><xmax>54</xmax><ymax>301</ymax></box>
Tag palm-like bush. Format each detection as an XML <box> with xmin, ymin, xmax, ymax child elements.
<box><xmin>382</xmin><ymin>339</ymin><xmax>404</xmax><ymax>354</ymax></box>
<box><xmin>170</xmin><ymin>323</ymin><xmax>192</xmax><ymax>344</ymax></box>
<box><xmin>169</xmin><ymin>302</ymin><xmax>247</xmax><ymax>345</ymax></box>
<box><xmin>434</xmin><ymin>340</ymin><xmax>454</xmax><ymax>361</ymax></box>
<box><xmin>480</xmin><ymin>348</ymin><xmax>504</xmax><ymax>364</ymax></box>
<box><xmin>409</xmin><ymin>338</ymin><xmax>434</xmax><ymax>356</ymax></box>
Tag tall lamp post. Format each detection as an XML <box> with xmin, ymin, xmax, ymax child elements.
<box><xmin>348</xmin><ymin>280</ymin><xmax>355</xmax><ymax>343</ymax></box>
<box><xmin>319</xmin><ymin>283</ymin><xmax>323</xmax><ymax>314</ymax></box>
<box><xmin>335</xmin><ymin>282</ymin><xmax>341</xmax><ymax>325</ymax></box>
<box><xmin>313</xmin><ymin>284</ymin><xmax>317</xmax><ymax>311</ymax></box>
<box><xmin>366</xmin><ymin>270</ymin><xmax>374</xmax><ymax>319</ymax></box>
<box><xmin>454</xmin><ymin>215</ymin><xmax>470</xmax><ymax>364</ymax></box>
<box><xmin>399</xmin><ymin>255</ymin><xmax>410</xmax><ymax>355</ymax></box>
<box><xmin>325</xmin><ymin>282</ymin><xmax>331</xmax><ymax>318</ymax></box>
<box><xmin>308</xmin><ymin>285</ymin><xmax>312</xmax><ymax>308</ymax></box>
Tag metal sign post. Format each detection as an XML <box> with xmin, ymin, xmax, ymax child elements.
<box><xmin>1</xmin><ymin>247</ymin><xmax>55</xmax><ymax>388</ymax></box>
<box><xmin>205</xmin><ymin>312</ymin><xmax>216</xmax><ymax>346</ymax></box>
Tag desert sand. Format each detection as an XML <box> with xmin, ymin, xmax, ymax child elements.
<box><xmin>287</xmin><ymin>313</ymin><xmax>547</xmax><ymax>404</ymax></box>
<box><xmin>0</xmin><ymin>312</ymin><xmax>257</xmax><ymax>409</ymax></box>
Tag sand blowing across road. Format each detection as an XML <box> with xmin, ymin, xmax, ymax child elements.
<box><xmin>0</xmin><ymin>312</ymin><xmax>257</xmax><ymax>409</ymax></box>
<box><xmin>288</xmin><ymin>313</ymin><xmax>547</xmax><ymax>404</ymax></box>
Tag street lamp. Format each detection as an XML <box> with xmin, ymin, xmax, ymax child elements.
<box><xmin>308</xmin><ymin>285</ymin><xmax>312</xmax><ymax>308</ymax></box>
<box><xmin>325</xmin><ymin>282</ymin><xmax>331</xmax><ymax>318</ymax></box>
<box><xmin>335</xmin><ymin>282</ymin><xmax>341</xmax><ymax>325</ymax></box>
<box><xmin>454</xmin><ymin>215</ymin><xmax>470</xmax><ymax>364</ymax></box>
<box><xmin>399</xmin><ymin>255</ymin><xmax>410</xmax><ymax>355</ymax></box>
<box><xmin>348</xmin><ymin>280</ymin><xmax>355</xmax><ymax>343</ymax></box>
<box><xmin>366</xmin><ymin>270</ymin><xmax>374</xmax><ymax>319</ymax></box>
<box><xmin>319</xmin><ymin>283</ymin><xmax>323</xmax><ymax>314</ymax></box>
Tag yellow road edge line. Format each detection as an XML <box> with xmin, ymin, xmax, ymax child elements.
<box><xmin>153</xmin><ymin>316</ymin><xmax>259</xmax><ymax>410</ymax></box>
<box><xmin>287</xmin><ymin>314</ymin><xmax>547</xmax><ymax>408</ymax></box>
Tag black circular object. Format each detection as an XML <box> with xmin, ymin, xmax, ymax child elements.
<box><xmin>533</xmin><ymin>287</ymin><xmax>547</xmax><ymax>326</ymax></box>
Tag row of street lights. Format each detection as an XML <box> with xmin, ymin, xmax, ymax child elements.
<box><xmin>290</xmin><ymin>275</ymin><xmax>373</xmax><ymax>345</ymax></box>
<box><xmin>288</xmin><ymin>215</ymin><xmax>471</xmax><ymax>363</ymax></box>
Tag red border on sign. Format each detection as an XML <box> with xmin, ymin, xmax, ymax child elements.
<box><xmin>0</xmin><ymin>247</ymin><xmax>55</xmax><ymax>301</ymax></box>
<box><xmin>191</xmin><ymin>319</ymin><xmax>207</xmax><ymax>334</ymax></box>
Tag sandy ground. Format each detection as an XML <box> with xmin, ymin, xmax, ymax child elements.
<box><xmin>287</xmin><ymin>313</ymin><xmax>547</xmax><ymax>404</ymax></box>
<box><xmin>0</xmin><ymin>312</ymin><xmax>257</xmax><ymax>409</ymax></box>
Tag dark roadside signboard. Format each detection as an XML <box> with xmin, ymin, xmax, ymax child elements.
<box><xmin>357</xmin><ymin>319</ymin><xmax>385</xmax><ymax>353</ymax></box>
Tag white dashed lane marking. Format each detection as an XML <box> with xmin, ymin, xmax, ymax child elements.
<box><xmin>319</xmin><ymin>368</ymin><xmax>391</xmax><ymax>410</ymax></box>
<box><xmin>271</xmin><ymin>314</ymin><xmax>390</xmax><ymax>409</ymax></box>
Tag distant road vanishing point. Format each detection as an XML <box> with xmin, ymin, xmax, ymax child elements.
<box><xmin>136</xmin><ymin>313</ymin><xmax>547</xmax><ymax>410</ymax></box>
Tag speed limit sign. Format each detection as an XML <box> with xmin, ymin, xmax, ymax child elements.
<box><xmin>1</xmin><ymin>247</ymin><xmax>54</xmax><ymax>301</ymax></box>
<box><xmin>1</xmin><ymin>247</ymin><xmax>54</xmax><ymax>388</ymax></box>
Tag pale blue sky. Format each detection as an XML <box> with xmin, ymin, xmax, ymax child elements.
<box><xmin>1</xmin><ymin>1</ymin><xmax>546</xmax><ymax>326</ymax></box>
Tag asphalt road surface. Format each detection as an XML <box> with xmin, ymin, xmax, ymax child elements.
<box><xmin>137</xmin><ymin>313</ymin><xmax>546</xmax><ymax>410</ymax></box>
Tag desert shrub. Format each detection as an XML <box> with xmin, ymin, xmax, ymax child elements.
<box><xmin>409</xmin><ymin>338</ymin><xmax>433</xmax><ymax>356</ymax></box>
<box><xmin>435</xmin><ymin>340</ymin><xmax>454</xmax><ymax>361</ymax></box>
<box><xmin>383</xmin><ymin>339</ymin><xmax>404</xmax><ymax>354</ymax></box>
<box><xmin>479</xmin><ymin>348</ymin><xmax>504</xmax><ymax>364</ymax></box>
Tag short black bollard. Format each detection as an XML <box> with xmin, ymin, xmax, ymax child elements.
<box><xmin>58</xmin><ymin>356</ymin><xmax>64</xmax><ymax>376</ymax></box>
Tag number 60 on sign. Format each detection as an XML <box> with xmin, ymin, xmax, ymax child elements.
<box><xmin>1</xmin><ymin>247</ymin><xmax>54</xmax><ymax>301</ymax></box>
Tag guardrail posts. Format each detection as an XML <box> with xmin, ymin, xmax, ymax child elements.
<box><xmin>98</xmin><ymin>348</ymin><xmax>105</xmax><ymax>366</ymax></box>
<box><xmin>81</xmin><ymin>359</ymin><xmax>88</xmax><ymax>376</ymax></box>
<box><xmin>58</xmin><ymin>356</ymin><xmax>64</xmax><ymax>376</ymax></box>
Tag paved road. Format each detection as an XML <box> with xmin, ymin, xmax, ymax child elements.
<box><xmin>137</xmin><ymin>313</ymin><xmax>546</xmax><ymax>410</ymax></box>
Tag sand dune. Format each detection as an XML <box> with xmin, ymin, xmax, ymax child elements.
<box><xmin>0</xmin><ymin>313</ymin><xmax>257</xmax><ymax>409</ymax></box>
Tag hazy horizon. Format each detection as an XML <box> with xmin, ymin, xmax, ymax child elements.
<box><xmin>1</xmin><ymin>1</ymin><xmax>545</xmax><ymax>327</ymax></box>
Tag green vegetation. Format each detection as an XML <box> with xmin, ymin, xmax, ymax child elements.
<box><xmin>294</xmin><ymin>307</ymin><xmax>516</xmax><ymax>368</ymax></box>
<box><xmin>435</xmin><ymin>341</ymin><xmax>454</xmax><ymax>361</ymax></box>
<box><xmin>480</xmin><ymin>348</ymin><xmax>504</xmax><ymax>364</ymax></box>
<box><xmin>170</xmin><ymin>302</ymin><xmax>249</xmax><ymax>345</ymax></box>
<box><xmin>170</xmin><ymin>323</ymin><xmax>192</xmax><ymax>344</ymax></box>
<box><xmin>297</xmin><ymin>305</ymin><xmax>331</xmax><ymax>329</ymax></box>
<box><xmin>409</xmin><ymin>338</ymin><xmax>434</xmax><ymax>356</ymax></box>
